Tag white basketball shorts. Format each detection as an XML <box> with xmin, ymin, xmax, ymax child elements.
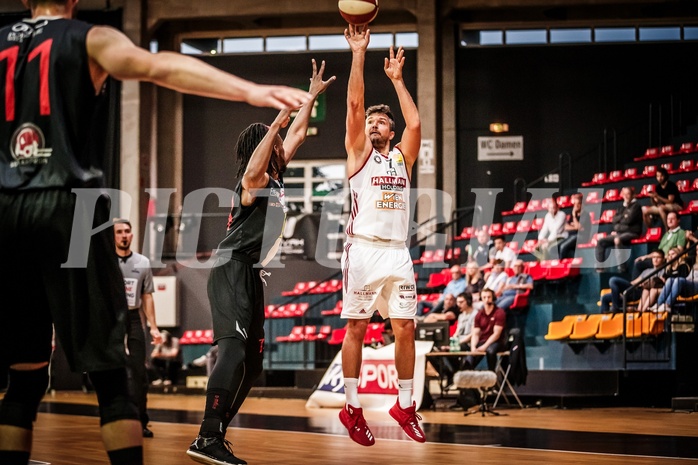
<box><xmin>340</xmin><ymin>240</ymin><xmax>417</xmax><ymax>319</ymax></box>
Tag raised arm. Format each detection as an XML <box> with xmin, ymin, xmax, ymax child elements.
<box><xmin>240</xmin><ymin>110</ymin><xmax>291</xmax><ymax>206</ymax></box>
<box><xmin>282</xmin><ymin>59</ymin><xmax>336</xmax><ymax>164</ymax></box>
<box><xmin>86</xmin><ymin>26</ymin><xmax>311</xmax><ymax>110</ymax></box>
<box><xmin>344</xmin><ymin>25</ymin><xmax>373</xmax><ymax>176</ymax></box>
<box><xmin>384</xmin><ymin>46</ymin><xmax>421</xmax><ymax>172</ymax></box>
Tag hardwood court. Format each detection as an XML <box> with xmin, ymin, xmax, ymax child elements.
<box><xmin>21</xmin><ymin>392</ymin><xmax>698</xmax><ymax>464</ymax></box>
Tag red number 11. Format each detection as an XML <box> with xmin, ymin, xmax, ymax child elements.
<box><xmin>0</xmin><ymin>38</ymin><xmax>53</xmax><ymax>122</ymax></box>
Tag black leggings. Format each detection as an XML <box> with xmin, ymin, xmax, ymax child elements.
<box><xmin>205</xmin><ymin>336</ymin><xmax>264</xmax><ymax>432</ymax></box>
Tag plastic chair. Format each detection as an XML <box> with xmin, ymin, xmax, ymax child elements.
<box><xmin>569</xmin><ymin>314</ymin><xmax>609</xmax><ymax>340</ymax></box>
<box><xmin>642</xmin><ymin>165</ymin><xmax>657</xmax><ymax>178</ymax></box>
<box><xmin>276</xmin><ymin>326</ymin><xmax>304</xmax><ymax>342</ymax></box>
<box><xmin>520</xmin><ymin>239</ymin><xmax>538</xmax><ymax>254</ymax></box>
<box><xmin>526</xmin><ymin>199</ymin><xmax>542</xmax><ymax>212</ymax></box>
<box><xmin>631</xmin><ymin>227</ymin><xmax>662</xmax><ymax>244</ymax></box>
<box><xmin>679</xmin><ymin>142</ymin><xmax>696</xmax><ymax>154</ymax></box>
<box><xmin>363</xmin><ymin>323</ymin><xmax>386</xmax><ymax>345</ymax></box>
<box><xmin>608</xmin><ymin>170</ymin><xmax>624</xmax><ymax>183</ymax></box>
<box><xmin>624</xmin><ymin>167</ymin><xmax>640</xmax><ymax>179</ymax></box>
<box><xmin>544</xmin><ymin>314</ymin><xmax>587</xmax><ymax>340</ymax></box>
<box><xmin>516</xmin><ymin>220</ymin><xmax>531</xmax><ymax>233</ymax></box>
<box><xmin>489</xmin><ymin>223</ymin><xmax>503</xmax><ymax>237</ymax></box>
<box><xmin>597</xmin><ymin>209</ymin><xmax>615</xmax><ymax>224</ymax></box>
<box><xmin>660</xmin><ymin>145</ymin><xmax>674</xmax><ymax>157</ymax></box>
<box><xmin>327</xmin><ymin>327</ymin><xmax>347</xmax><ymax>345</ymax></box>
<box><xmin>677</xmin><ymin>159</ymin><xmax>695</xmax><ymax>172</ymax></box>
<box><xmin>603</xmin><ymin>188</ymin><xmax>621</xmax><ymax>202</ymax></box>
<box><xmin>502</xmin><ymin>221</ymin><xmax>517</xmax><ymax>235</ymax></box>
<box><xmin>502</xmin><ymin>201</ymin><xmax>527</xmax><ymax>216</ymax></box>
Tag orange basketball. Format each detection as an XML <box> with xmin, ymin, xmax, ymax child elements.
<box><xmin>338</xmin><ymin>0</ymin><xmax>379</xmax><ymax>26</ymax></box>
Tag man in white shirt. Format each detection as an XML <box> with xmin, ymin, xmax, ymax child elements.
<box><xmin>534</xmin><ymin>197</ymin><xmax>568</xmax><ymax>260</ymax></box>
<box><xmin>488</xmin><ymin>236</ymin><xmax>517</xmax><ymax>268</ymax></box>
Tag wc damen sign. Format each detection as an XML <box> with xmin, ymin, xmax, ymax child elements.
<box><xmin>478</xmin><ymin>136</ymin><xmax>524</xmax><ymax>161</ymax></box>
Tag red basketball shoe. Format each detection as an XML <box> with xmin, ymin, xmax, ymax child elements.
<box><xmin>339</xmin><ymin>404</ymin><xmax>375</xmax><ymax>446</ymax></box>
<box><xmin>389</xmin><ymin>400</ymin><xmax>426</xmax><ymax>443</ymax></box>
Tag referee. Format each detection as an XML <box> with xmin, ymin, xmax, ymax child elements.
<box><xmin>114</xmin><ymin>219</ymin><xmax>162</xmax><ymax>438</ymax></box>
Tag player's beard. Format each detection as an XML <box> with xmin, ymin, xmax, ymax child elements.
<box><xmin>369</xmin><ymin>133</ymin><xmax>388</xmax><ymax>151</ymax></box>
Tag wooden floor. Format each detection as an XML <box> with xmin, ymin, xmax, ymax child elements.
<box><xmin>20</xmin><ymin>391</ymin><xmax>698</xmax><ymax>464</ymax></box>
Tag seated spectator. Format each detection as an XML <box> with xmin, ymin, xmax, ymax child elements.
<box><xmin>642</xmin><ymin>167</ymin><xmax>684</xmax><ymax>229</ymax></box>
<box><xmin>496</xmin><ymin>259</ymin><xmax>534</xmax><ymax>312</ymax></box>
<box><xmin>600</xmin><ymin>249</ymin><xmax>665</xmax><ymax>313</ymax></box>
<box><xmin>465</xmin><ymin>227</ymin><xmax>492</xmax><ymax>268</ymax></box>
<box><xmin>653</xmin><ymin>256</ymin><xmax>698</xmax><ymax>311</ymax></box>
<box><xmin>463</xmin><ymin>260</ymin><xmax>485</xmax><ymax>303</ymax></box>
<box><xmin>151</xmin><ymin>330</ymin><xmax>182</xmax><ymax>386</ymax></box>
<box><xmin>482</xmin><ymin>260</ymin><xmax>508</xmax><ymax>301</ymax></box>
<box><xmin>453</xmin><ymin>293</ymin><xmax>478</xmax><ymax>350</ymax></box>
<box><xmin>595</xmin><ymin>186</ymin><xmax>643</xmax><ymax>273</ymax></box>
<box><xmin>418</xmin><ymin>265</ymin><xmax>466</xmax><ymax>315</ymax></box>
<box><xmin>533</xmin><ymin>197</ymin><xmax>568</xmax><ymax>260</ymax></box>
<box><xmin>461</xmin><ymin>288</ymin><xmax>506</xmax><ymax>372</ymax></box>
<box><xmin>559</xmin><ymin>193</ymin><xmax>592</xmax><ymax>259</ymax></box>
<box><xmin>488</xmin><ymin>236</ymin><xmax>517</xmax><ymax>269</ymax></box>
<box><xmin>632</xmin><ymin>211</ymin><xmax>687</xmax><ymax>279</ymax></box>
<box><xmin>419</xmin><ymin>293</ymin><xmax>460</xmax><ymax>326</ymax></box>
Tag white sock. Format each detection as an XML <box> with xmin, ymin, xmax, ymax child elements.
<box><xmin>344</xmin><ymin>378</ymin><xmax>361</xmax><ymax>408</ymax></box>
<box><xmin>398</xmin><ymin>379</ymin><xmax>413</xmax><ymax>409</ymax></box>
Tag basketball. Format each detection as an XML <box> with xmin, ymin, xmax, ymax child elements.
<box><xmin>338</xmin><ymin>0</ymin><xmax>379</xmax><ymax>26</ymax></box>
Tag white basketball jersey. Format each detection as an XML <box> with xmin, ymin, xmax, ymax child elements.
<box><xmin>346</xmin><ymin>147</ymin><xmax>411</xmax><ymax>242</ymax></box>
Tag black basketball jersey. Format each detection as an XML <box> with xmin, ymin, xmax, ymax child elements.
<box><xmin>0</xmin><ymin>17</ymin><xmax>105</xmax><ymax>190</ymax></box>
<box><xmin>218</xmin><ymin>177</ymin><xmax>287</xmax><ymax>266</ymax></box>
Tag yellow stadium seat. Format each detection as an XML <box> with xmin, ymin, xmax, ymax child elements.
<box><xmin>569</xmin><ymin>314</ymin><xmax>608</xmax><ymax>340</ymax></box>
<box><xmin>544</xmin><ymin>314</ymin><xmax>587</xmax><ymax>340</ymax></box>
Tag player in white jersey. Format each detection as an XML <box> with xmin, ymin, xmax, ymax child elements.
<box><xmin>338</xmin><ymin>24</ymin><xmax>425</xmax><ymax>446</ymax></box>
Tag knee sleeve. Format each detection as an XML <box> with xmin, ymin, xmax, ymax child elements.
<box><xmin>89</xmin><ymin>368</ymin><xmax>139</xmax><ymax>426</ymax></box>
<box><xmin>0</xmin><ymin>366</ymin><xmax>49</xmax><ymax>429</ymax></box>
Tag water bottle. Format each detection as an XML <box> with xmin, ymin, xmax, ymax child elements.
<box><xmin>449</xmin><ymin>336</ymin><xmax>459</xmax><ymax>352</ymax></box>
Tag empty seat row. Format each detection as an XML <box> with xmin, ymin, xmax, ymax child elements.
<box><xmin>414</xmin><ymin>247</ymin><xmax>461</xmax><ymax>264</ymax></box>
<box><xmin>544</xmin><ymin>312</ymin><xmax>667</xmax><ymax>341</ymax></box>
<box><xmin>634</xmin><ymin>143</ymin><xmax>698</xmax><ymax>162</ymax></box>
<box><xmin>281</xmin><ymin>279</ymin><xmax>342</xmax><ymax>297</ymax></box>
<box><xmin>581</xmin><ymin>161</ymin><xmax>697</xmax><ymax>188</ymax></box>
<box><xmin>275</xmin><ymin>325</ymin><xmax>332</xmax><ymax>342</ymax></box>
<box><xmin>180</xmin><ymin>329</ymin><xmax>213</xmax><ymax>345</ymax></box>
<box><xmin>264</xmin><ymin>302</ymin><xmax>310</xmax><ymax>319</ymax></box>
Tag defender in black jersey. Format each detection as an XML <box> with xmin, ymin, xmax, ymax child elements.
<box><xmin>187</xmin><ymin>60</ymin><xmax>334</xmax><ymax>465</ymax></box>
<box><xmin>0</xmin><ymin>1</ymin><xmax>310</xmax><ymax>464</ymax></box>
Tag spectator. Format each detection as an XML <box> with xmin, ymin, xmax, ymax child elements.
<box><xmin>482</xmin><ymin>260</ymin><xmax>508</xmax><ymax>300</ymax></box>
<box><xmin>419</xmin><ymin>293</ymin><xmax>460</xmax><ymax>326</ymax></box>
<box><xmin>642</xmin><ymin>167</ymin><xmax>684</xmax><ymax>229</ymax></box>
<box><xmin>488</xmin><ymin>236</ymin><xmax>517</xmax><ymax>269</ymax></box>
<box><xmin>600</xmin><ymin>250</ymin><xmax>665</xmax><ymax>313</ymax></box>
<box><xmin>653</xmin><ymin>256</ymin><xmax>698</xmax><ymax>312</ymax></box>
<box><xmin>633</xmin><ymin>211</ymin><xmax>687</xmax><ymax>278</ymax></box>
<box><xmin>465</xmin><ymin>228</ymin><xmax>492</xmax><ymax>268</ymax></box>
<box><xmin>461</xmin><ymin>288</ymin><xmax>506</xmax><ymax>372</ymax></box>
<box><xmin>463</xmin><ymin>261</ymin><xmax>485</xmax><ymax>303</ymax></box>
<box><xmin>151</xmin><ymin>331</ymin><xmax>182</xmax><ymax>386</ymax></box>
<box><xmin>419</xmin><ymin>265</ymin><xmax>466</xmax><ymax>315</ymax></box>
<box><xmin>559</xmin><ymin>193</ymin><xmax>592</xmax><ymax>259</ymax></box>
<box><xmin>453</xmin><ymin>293</ymin><xmax>478</xmax><ymax>349</ymax></box>
<box><xmin>595</xmin><ymin>186</ymin><xmax>643</xmax><ymax>273</ymax></box>
<box><xmin>496</xmin><ymin>260</ymin><xmax>534</xmax><ymax>312</ymax></box>
<box><xmin>533</xmin><ymin>197</ymin><xmax>568</xmax><ymax>260</ymax></box>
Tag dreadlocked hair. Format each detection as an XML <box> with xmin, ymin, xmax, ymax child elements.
<box><xmin>235</xmin><ymin>123</ymin><xmax>271</xmax><ymax>179</ymax></box>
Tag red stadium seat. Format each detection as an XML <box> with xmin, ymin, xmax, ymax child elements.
<box><xmin>623</xmin><ymin>167</ymin><xmax>640</xmax><ymax>179</ymax></box>
<box><xmin>526</xmin><ymin>199</ymin><xmax>542</xmax><ymax>212</ymax></box>
<box><xmin>677</xmin><ymin>159</ymin><xmax>695</xmax><ymax>172</ymax></box>
<box><xmin>556</xmin><ymin>195</ymin><xmax>572</xmax><ymax>209</ymax></box>
<box><xmin>631</xmin><ymin>227</ymin><xmax>662</xmax><ymax>244</ymax></box>
<box><xmin>455</xmin><ymin>226</ymin><xmax>474</xmax><ymax>240</ymax></box>
<box><xmin>676</xmin><ymin>179</ymin><xmax>690</xmax><ymax>193</ymax></box>
<box><xmin>597</xmin><ymin>209</ymin><xmax>615</xmax><ymax>224</ymax></box>
<box><xmin>642</xmin><ymin>165</ymin><xmax>657</xmax><ymax>178</ymax></box>
<box><xmin>316</xmin><ymin>325</ymin><xmax>333</xmax><ymax>341</ymax></box>
<box><xmin>520</xmin><ymin>239</ymin><xmax>538</xmax><ymax>254</ymax></box>
<box><xmin>516</xmin><ymin>220</ymin><xmax>531</xmax><ymax>233</ymax></box>
<box><xmin>680</xmin><ymin>199</ymin><xmax>698</xmax><ymax>216</ymax></box>
<box><xmin>321</xmin><ymin>300</ymin><xmax>344</xmax><ymax>316</ymax></box>
<box><xmin>489</xmin><ymin>223</ymin><xmax>503</xmax><ymax>237</ymax></box>
<box><xmin>660</xmin><ymin>145</ymin><xmax>674</xmax><ymax>157</ymax></box>
<box><xmin>507</xmin><ymin>241</ymin><xmax>519</xmax><ymax>253</ymax></box>
<box><xmin>327</xmin><ymin>327</ymin><xmax>347</xmax><ymax>345</ymax></box>
<box><xmin>608</xmin><ymin>170</ymin><xmax>624</xmax><ymax>183</ymax></box>
<box><xmin>603</xmin><ymin>188</ymin><xmax>621</xmax><ymax>202</ymax></box>
<box><xmin>531</xmin><ymin>217</ymin><xmax>545</xmax><ymax>231</ymax></box>
<box><xmin>276</xmin><ymin>326</ymin><xmax>304</xmax><ymax>342</ymax></box>
<box><xmin>502</xmin><ymin>221</ymin><xmax>517</xmax><ymax>235</ymax></box>
<box><xmin>502</xmin><ymin>201</ymin><xmax>527</xmax><ymax>216</ymax></box>
<box><xmin>363</xmin><ymin>323</ymin><xmax>386</xmax><ymax>345</ymax></box>
<box><xmin>634</xmin><ymin>147</ymin><xmax>659</xmax><ymax>161</ymax></box>
<box><xmin>585</xmin><ymin>190</ymin><xmax>601</xmax><ymax>204</ymax></box>
<box><xmin>577</xmin><ymin>232</ymin><xmax>606</xmax><ymax>249</ymax></box>
<box><xmin>637</xmin><ymin>183</ymin><xmax>656</xmax><ymax>198</ymax></box>
<box><xmin>679</xmin><ymin>142</ymin><xmax>696</xmax><ymax>154</ymax></box>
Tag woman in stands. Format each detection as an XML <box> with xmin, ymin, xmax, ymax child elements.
<box><xmin>464</xmin><ymin>261</ymin><xmax>485</xmax><ymax>303</ymax></box>
<box><xmin>652</xmin><ymin>247</ymin><xmax>693</xmax><ymax>312</ymax></box>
